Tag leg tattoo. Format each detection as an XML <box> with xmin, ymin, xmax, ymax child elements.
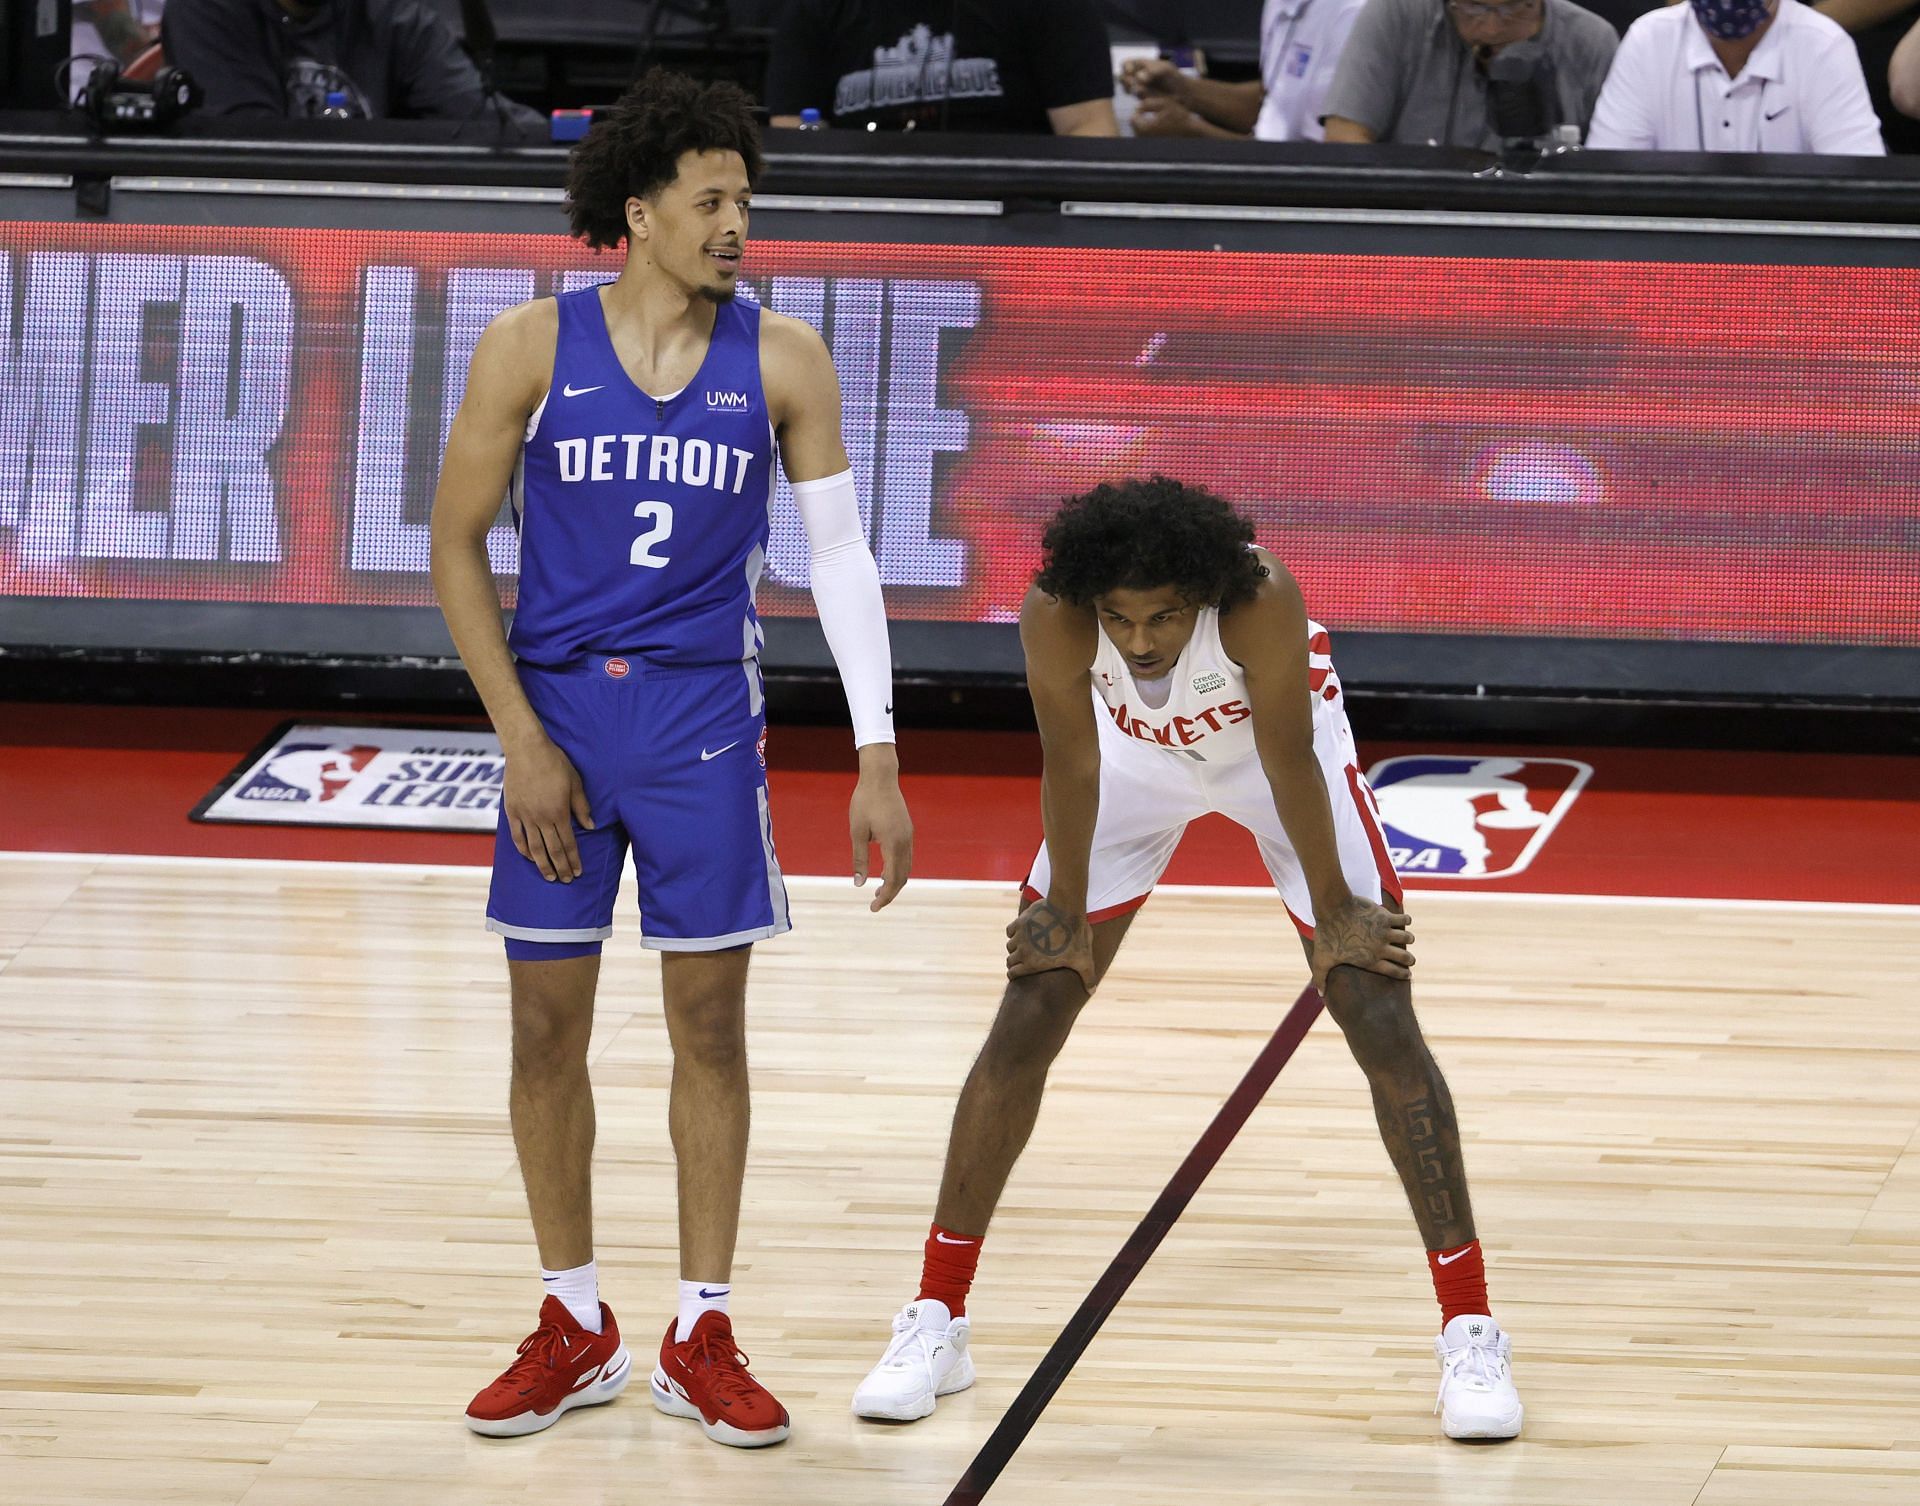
<box><xmin>1327</xmin><ymin>967</ymin><xmax>1476</xmax><ymax>1251</ymax></box>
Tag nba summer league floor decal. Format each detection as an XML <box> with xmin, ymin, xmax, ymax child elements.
<box><xmin>194</xmin><ymin>722</ymin><xmax>502</xmax><ymax>832</ymax></box>
<box><xmin>1366</xmin><ymin>756</ymin><xmax>1592</xmax><ymax>880</ymax></box>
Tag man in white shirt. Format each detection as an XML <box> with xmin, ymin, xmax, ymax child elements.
<box><xmin>1120</xmin><ymin>0</ymin><xmax>1370</xmax><ymax>141</ymax></box>
<box><xmin>1586</xmin><ymin>0</ymin><xmax>1886</xmax><ymax>153</ymax></box>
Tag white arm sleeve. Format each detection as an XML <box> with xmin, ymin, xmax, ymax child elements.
<box><xmin>791</xmin><ymin>468</ymin><xmax>896</xmax><ymax>748</ymax></box>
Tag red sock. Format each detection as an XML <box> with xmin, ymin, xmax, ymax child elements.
<box><xmin>916</xmin><ymin>1222</ymin><xmax>983</xmax><ymax>1317</ymax></box>
<box><xmin>1428</xmin><ymin>1240</ymin><xmax>1489</xmax><ymax>1328</ymax></box>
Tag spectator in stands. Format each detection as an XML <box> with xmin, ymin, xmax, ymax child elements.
<box><xmin>161</xmin><ymin>0</ymin><xmax>543</xmax><ymax>127</ymax></box>
<box><xmin>1895</xmin><ymin>13</ymin><xmax>1920</xmax><ymax>118</ymax></box>
<box><xmin>764</xmin><ymin>0</ymin><xmax>1118</xmax><ymax>133</ymax></box>
<box><xmin>75</xmin><ymin>0</ymin><xmax>162</xmax><ymax>68</ymax></box>
<box><xmin>1320</xmin><ymin>0</ymin><xmax>1620</xmax><ymax>148</ymax></box>
<box><xmin>1585</xmin><ymin>0</ymin><xmax>1885</xmax><ymax>153</ymax></box>
<box><xmin>1815</xmin><ymin>0</ymin><xmax>1920</xmax><ymax>152</ymax></box>
<box><xmin>1118</xmin><ymin>0</ymin><xmax>1370</xmax><ymax>141</ymax></box>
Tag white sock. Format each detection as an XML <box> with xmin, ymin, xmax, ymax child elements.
<box><xmin>676</xmin><ymin>1278</ymin><xmax>730</xmax><ymax>1341</ymax></box>
<box><xmin>541</xmin><ymin>1259</ymin><xmax>602</xmax><ymax>1333</ymax></box>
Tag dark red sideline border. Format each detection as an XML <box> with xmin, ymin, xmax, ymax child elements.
<box><xmin>942</xmin><ymin>985</ymin><xmax>1327</xmax><ymax>1505</ymax></box>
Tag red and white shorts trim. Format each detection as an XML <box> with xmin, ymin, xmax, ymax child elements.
<box><xmin>1023</xmin><ymin>707</ymin><xmax>1402</xmax><ymax>937</ymax></box>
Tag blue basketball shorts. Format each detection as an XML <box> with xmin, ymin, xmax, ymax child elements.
<box><xmin>485</xmin><ymin>655</ymin><xmax>791</xmax><ymax>956</ymax></box>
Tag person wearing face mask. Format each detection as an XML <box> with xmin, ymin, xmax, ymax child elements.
<box><xmin>1319</xmin><ymin>0</ymin><xmax>1620</xmax><ymax>147</ymax></box>
<box><xmin>1585</xmin><ymin>0</ymin><xmax>1886</xmax><ymax>152</ymax></box>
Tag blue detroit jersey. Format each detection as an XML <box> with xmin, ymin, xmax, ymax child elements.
<box><xmin>508</xmin><ymin>288</ymin><xmax>776</xmax><ymax>668</ymax></box>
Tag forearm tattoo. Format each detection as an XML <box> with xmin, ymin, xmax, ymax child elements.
<box><xmin>1023</xmin><ymin>901</ymin><xmax>1075</xmax><ymax>958</ymax></box>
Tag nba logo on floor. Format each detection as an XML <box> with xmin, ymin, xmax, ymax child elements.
<box><xmin>234</xmin><ymin>744</ymin><xmax>380</xmax><ymax>804</ymax></box>
<box><xmin>1365</xmin><ymin>756</ymin><xmax>1591</xmax><ymax>879</ymax></box>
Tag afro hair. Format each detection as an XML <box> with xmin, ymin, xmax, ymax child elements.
<box><xmin>1034</xmin><ymin>477</ymin><xmax>1264</xmax><ymax>611</ymax></box>
<box><xmin>565</xmin><ymin>68</ymin><xmax>763</xmax><ymax>252</ymax></box>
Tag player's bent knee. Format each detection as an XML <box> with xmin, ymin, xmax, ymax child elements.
<box><xmin>1323</xmin><ymin>967</ymin><xmax>1423</xmax><ymax>1071</ymax></box>
<box><xmin>985</xmin><ymin>971</ymin><xmax>1088</xmax><ymax>1061</ymax></box>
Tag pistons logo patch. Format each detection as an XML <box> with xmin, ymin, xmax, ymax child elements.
<box><xmin>603</xmin><ymin>658</ymin><xmax>630</xmax><ymax>679</ymax></box>
<box><xmin>1365</xmin><ymin>756</ymin><xmax>1590</xmax><ymax>879</ymax></box>
<box><xmin>756</xmin><ymin>727</ymin><xmax>768</xmax><ymax>768</ymax></box>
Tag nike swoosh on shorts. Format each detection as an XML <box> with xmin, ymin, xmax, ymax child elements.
<box><xmin>700</xmin><ymin>742</ymin><xmax>740</xmax><ymax>762</ymax></box>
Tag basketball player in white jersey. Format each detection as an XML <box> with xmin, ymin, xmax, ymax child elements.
<box><xmin>852</xmin><ymin>477</ymin><xmax>1523</xmax><ymax>1439</ymax></box>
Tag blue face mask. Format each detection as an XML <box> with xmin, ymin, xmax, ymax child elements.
<box><xmin>1690</xmin><ymin>0</ymin><xmax>1772</xmax><ymax>39</ymax></box>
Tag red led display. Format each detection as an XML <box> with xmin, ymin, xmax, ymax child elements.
<box><xmin>3</xmin><ymin>221</ymin><xmax>1916</xmax><ymax>646</ymax></box>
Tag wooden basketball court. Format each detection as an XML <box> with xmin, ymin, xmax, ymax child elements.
<box><xmin>2</xmin><ymin>852</ymin><xmax>1916</xmax><ymax>1504</ymax></box>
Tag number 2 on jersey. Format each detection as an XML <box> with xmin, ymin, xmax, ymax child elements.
<box><xmin>631</xmin><ymin>500</ymin><xmax>673</xmax><ymax>568</ymax></box>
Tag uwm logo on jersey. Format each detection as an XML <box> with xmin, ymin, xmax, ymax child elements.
<box><xmin>1366</xmin><ymin>756</ymin><xmax>1590</xmax><ymax>879</ymax></box>
<box><xmin>705</xmin><ymin>388</ymin><xmax>750</xmax><ymax>412</ymax></box>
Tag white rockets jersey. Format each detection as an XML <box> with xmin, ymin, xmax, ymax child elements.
<box><xmin>1090</xmin><ymin>604</ymin><xmax>1343</xmax><ymax>765</ymax></box>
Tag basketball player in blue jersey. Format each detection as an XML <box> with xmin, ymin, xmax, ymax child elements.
<box><xmin>431</xmin><ymin>69</ymin><xmax>910</xmax><ymax>1448</ymax></box>
<box><xmin>852</xmin><ymin>478</ymin><xmax>1524</xmax><ymax>1440</ymax></box>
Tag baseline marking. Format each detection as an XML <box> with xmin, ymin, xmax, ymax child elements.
<box><xmin>0</xmin><ymin>851</ymin><xmax>1915</xmax><ymax>914</ymax></box>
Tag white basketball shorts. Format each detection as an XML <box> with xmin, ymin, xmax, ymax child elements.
<box><xmin>1023</xmin><ymin>703</ymin><xmax>1402</xmax><ymax>936</ymax></box>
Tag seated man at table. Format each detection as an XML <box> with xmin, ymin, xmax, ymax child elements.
<box><xmin>1120</xmin><ymin>0</ymin><xmax>1372</xmax><ymax>142</ymax></box>
<box><xmin>1320</xmin><ymin>0</ymin><xmax>1619</xmax><ymax>148</ymax></box>
<box><xmin>1585</xmin><ymin>0</ymin><xmax>1885</xmax><ymax>153</ymax></box>
<box><xmin>764</xmin><ymin>0</ymin><xmax>1117</xmax><ymax>133</ymax></box>
<box><xmin>162</xmin><ymin>0</ymin><xmax>543</xmax><ymax>126</ymax></box>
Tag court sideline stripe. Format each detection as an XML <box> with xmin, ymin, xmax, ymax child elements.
<box><xmin>1</xmin><ymin>849</ymin><xmax>1915</xmax><ymax>915</ymax></box>
<box><xmin>942</xmin><ymin>984</ymin><xmax>1326</xmax><ymax>1506</ymax></box>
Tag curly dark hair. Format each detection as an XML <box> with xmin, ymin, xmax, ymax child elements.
<box><xmin>565</xmin><ymin>68</ymin><xmax>764</xmax><ymax>251</ymax></box>
<box><xmin>1034</xmin><ymin>477</ymin><xmax>1264</xmax><ymax>610</ymax></box>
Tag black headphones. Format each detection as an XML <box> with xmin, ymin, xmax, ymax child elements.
<box><xmin>76</xmin><ymin>60</ymin><xmax>204</xmax><ymax>131</ymax></box>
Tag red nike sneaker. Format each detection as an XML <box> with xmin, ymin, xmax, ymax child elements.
<box><xmin>464</xmin><ymin>1296</ymin><xmax>633</xmax><ymax>1437</ymax></box>
<box><xmin>650</xmin><ymin>1312</ymin><xmax>791</xmax><ymax>1447</ymax></box>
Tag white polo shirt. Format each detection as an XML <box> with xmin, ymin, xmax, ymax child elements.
<box><xmin>1254</xmin><ymin>0</ymin><xmax>1370</xmax><ymax>142</ymax></box>
<box><xmin>1585</xmin><ymin>1</ymin><xmax>1885</xmax><ymax>155</ymax></box>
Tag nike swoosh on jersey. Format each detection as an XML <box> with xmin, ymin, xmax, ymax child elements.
<box><xmin>700</xmin><ymin>742</ymin><xmax>740</xmax><ymax>761</ymax></box>
<box><xmin>562</xmin><ymin>383</ymin><xmax>605</xmax><ymax>397</ymax></box>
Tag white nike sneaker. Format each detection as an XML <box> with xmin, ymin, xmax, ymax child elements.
<box><xmin>851</xmin><ymin>1299</ymin><xmax>975</xmax><ymax>1421</ymax></box>
<box><xmin>1434</xmin><ymin>1315</ymin><xmax>1524</xmax><ymax>1439</ymax></box>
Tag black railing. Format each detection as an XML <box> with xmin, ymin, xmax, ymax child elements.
<box><xmin>6</xmin><ymin>110</ymin><xmax>1920</xmax><ymax>223</ymax></box>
